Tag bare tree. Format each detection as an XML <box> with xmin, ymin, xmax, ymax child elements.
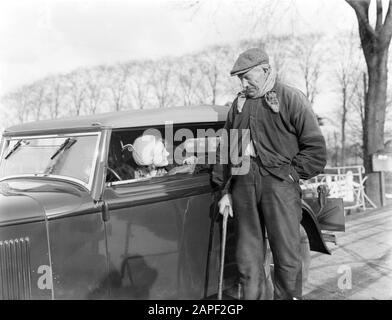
<box><xmin>107</xmin><ymin>62</ymin><xmax>133</xmax><ymax>111</ymax></box>
<box><xmin>149</xmin><ymin>58</ymin><xmax>177</xmax><ymax>108</ymax></box>
<box><xmin>174</xmin><ymin>0</ymin><xmax>290</xmax><ymax>42</ymax></box>
<box><xmin>347</xmin><ymin>71</ymin><xmax>367</xmax><ymax>152</ymax></box>
<box><xmin>385</xmin><ymin>54</ymin><xmax>392</xmax><ymax>141</ymax></box>
<box><xmin>65</xmin><ymin>70</ymin><xmax>87</xmax><ymax>116</ymax></box>
<box><xmin>290</xmin><ymin>34</ymin><xmax>325</xmax><ymax>106</ymax></box>
<box><xmin>29</xmin><ymin>81</ymin><xmax>47</xmax><ymax>121</ymax></box>
<box><xmin>265</xmin><ymin>35</ymin><xmax>293</xmax><ymax>82</ymax></box>
<box><xmin>199</xmin><ymin>45</ymin><xmax>233</xmax><ymax>105</ymax></box>
<box><xmin>176</xmin><ymin>55</ymin><xmax>206</xmax><ymax>106</ymax></box>
<box><xmin>2</xmin><ymin>86</ymin><xmax>32</xmax><ymax>124</ymax></box>
<box><xmin>333</xmin><ymin>32</ymin><xmax>363</xmax><ymax>165</ymax></box>
<box><xmin>128</xmin><ymin>61</ymin><xmax>152</xmax><ymax>110</ymax></box>
<box><xmin>45</xmin><ymin>76</ymin><xmax>65</xmax><ymax>119</ymax></box>
<box><xmin>346</xmin><ymin>0</ymin><xmax>392</xmax><ymax>206</ymax></box>
<box><xmin>84</xmin><ymin>66</ymin><xmax>108</xmax><ymax>114</ymax></box>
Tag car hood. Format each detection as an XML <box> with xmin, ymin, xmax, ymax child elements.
<box><xmin>0</xmin><ymin>178</ymin><xmax>93</xmax><ymax>225</ymax></box>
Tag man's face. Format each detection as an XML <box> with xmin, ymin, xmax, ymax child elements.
<box><xmin>238</xmin><ymin>65</ymin><xmax>267</xmax><ymax>98</ymax></box>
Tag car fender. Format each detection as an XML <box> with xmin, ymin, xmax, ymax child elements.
<box><xmin>301</xmin><ymin>200</ymin><xmax>330</xmax><ymax>255</ymax></box>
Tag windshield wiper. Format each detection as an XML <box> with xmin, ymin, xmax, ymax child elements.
<box><xmin>5</xmin><ymin>139</ymin><xmax>25</xmax><ymax>159</ymax></box>
<box><xmin>50</xmin><ymin>138</ymin><xmax>77</xmax><ymax>160</ymax></box>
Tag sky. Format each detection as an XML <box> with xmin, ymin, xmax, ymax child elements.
<box><xmin>0</xmin><ymin>0</ymin><xmax>361</xmax><ymax>98</ymax></box>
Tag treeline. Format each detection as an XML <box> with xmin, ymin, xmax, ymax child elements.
<box><xmin>1</xmin><ymin>45</ymin><xmax>238</xmax><ymax>122</ymax></box>
<box><xmin>1</xmin><ymin>33</ymin><xmax>391</xmax><ymax>167</ymax></box>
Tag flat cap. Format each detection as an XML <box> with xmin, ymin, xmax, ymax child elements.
<box><xmin>230</xmin><ymin>48</ymin><xmax>269</xmax><ymax>76</ymax></box>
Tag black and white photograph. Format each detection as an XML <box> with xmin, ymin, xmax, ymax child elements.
<box><xmin>0</xmin><ymin>0</ymin><xmax>391</xmax><ymax>304</ymax></box>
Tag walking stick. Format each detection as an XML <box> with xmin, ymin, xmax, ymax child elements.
<box><xmin>217</xmin><ymin>207</ymin><xmax>229</xmax><ymax>300</ymax></box>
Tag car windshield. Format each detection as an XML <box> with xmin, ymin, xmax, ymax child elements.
<box><xmin>0</xmin><ymin>133</ymin><xmax>100</xmax><ymax>187</ymax></box>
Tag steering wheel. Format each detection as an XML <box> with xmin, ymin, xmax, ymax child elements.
<box><xmin>107</xmin><ymin>167</ymin><xmax>123</xmax><ymax>182</ymax></box>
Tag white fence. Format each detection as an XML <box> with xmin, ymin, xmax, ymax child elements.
<box><xmin>300</xmin><ymin>165</ymin><xmax>377</xmax><ymax>211</ymax></box>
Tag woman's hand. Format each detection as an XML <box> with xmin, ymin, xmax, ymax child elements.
<box><xmin>183</xmin><ymin>155</ymin><xmax>198</xmax><ymax>165</ymax></box>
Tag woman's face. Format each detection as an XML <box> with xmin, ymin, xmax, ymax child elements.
<box><xmin>153</xmin><ymin>140</ymin><xmax>169</xmax><ymax>167</ymax></box>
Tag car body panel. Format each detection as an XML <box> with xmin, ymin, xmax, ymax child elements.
<box><xmin>0</xmin><ymin>179</ymin><xmax>94</xmax><ymax>219</ymax></box>
<box><xmin>102</xmin><ymin>173</ymin><xmax>220</xmax><ymax>299</ymax></box>
<box><xmin>0</xmin><ymin>178</ymin><xmax>107</xmax><ymax>299</ymax></box>
<box><xmin>0</xmin><ymin>221</ymin><xmax>52</xmax><ymax>300</ymax></box>
<box><xmin>0</xmin><ymin>181</ymin><xmax>46</xmax><ymax>227</ymax></box>
<box><xmin>303</xmin><ymin>197</ymin><xmax>345</xmax><ymax>232</ymax></box>
<box><xmin>301</xmin><ymin>201</ymin><xmax>331</xmax><ymax>254</ymax></box>
<box><xmin>4</xmin><ymin>106</ymin><xmax>229</xmax><ymax>137</ymax></box>
<box><xmin>47</xmin><ymin>212</ymin><xmax>108</xmax><ymax>299</ymax></box>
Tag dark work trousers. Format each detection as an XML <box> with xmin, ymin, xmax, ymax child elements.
<box><xmin>231</xmin><ymin>157</ymin><xmax>303</xmax><ymax>300</ymax></box>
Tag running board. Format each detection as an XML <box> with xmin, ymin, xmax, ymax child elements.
<box><xmin>322</xmin><ymin>232</ymin><xmax>337</xmax><ymax>245</ymax></box>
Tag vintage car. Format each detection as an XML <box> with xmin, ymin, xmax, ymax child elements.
<box><xmin>0</xmin><ymin>105</ymin><xmax>344</xmax><ymax>300</ymax></box>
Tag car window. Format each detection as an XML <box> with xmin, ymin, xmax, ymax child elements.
<box><xmin>0</xmin><ymin>133</ymin><xmax>100</xmax><ymax>188</ymax></box>
<box><xmin>106</xmin><ymin>123</ymin><xmax>224</xmax><ymax>184</ymax></box>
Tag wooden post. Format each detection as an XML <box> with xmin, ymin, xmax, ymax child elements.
<box><xmin>380</xmin><ymin>171</ymin><xmax>386</xmax><ymax>207</ymax></box>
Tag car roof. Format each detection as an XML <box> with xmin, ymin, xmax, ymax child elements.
<box><xmin>3</xmin><ymin>105</ymin><xmax>229</xmax><ymax>136</ymax></box>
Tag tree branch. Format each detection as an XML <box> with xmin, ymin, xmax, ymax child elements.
<box><xmin>381</xmin><ymin>0</ymin><xmax>392</xmax><ymax>44</ymax></box>
<box><xmin>376</xmin><ymin>0</ymin><xmax>383</xmax><ymax>32</ymax></box>
<box><xmin>346</xmin><ymin>0</ymin><xmax>377</xmax><ymax>38</ymax></box>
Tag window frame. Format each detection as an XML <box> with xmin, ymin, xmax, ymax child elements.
<box><xmin>105</xmin><ymin>122</ymin><xmax>224</xmax><ymax>188</ymax></box>
<box><xmin>0</xmin><ymin>131</ymin><xmax>102</xmax><ymax>191</ymax></box>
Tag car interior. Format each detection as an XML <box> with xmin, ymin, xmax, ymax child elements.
<box><xmin>106</xmin><ymin>124</ymin><xmax>222</xmax><ymax>183</ymax></box>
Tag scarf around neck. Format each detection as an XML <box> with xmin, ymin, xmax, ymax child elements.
<box><xmin>237</xmin><ymin>65</ymin><xmax>279</xmax><ymax>113</ymax></box>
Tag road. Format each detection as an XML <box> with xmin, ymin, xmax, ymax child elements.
<box><xmin>303</xmin><ymin>204</ymin><xmax>392</xmax><ymax>300</ymax></box>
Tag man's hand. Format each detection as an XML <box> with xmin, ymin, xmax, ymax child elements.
<box><xmin>218</xmin><ymin>194</ymin><xmax>233</xmax><ymax>218</ymax></box>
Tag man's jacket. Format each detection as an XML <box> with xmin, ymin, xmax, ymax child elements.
<box><xmin>212</xmin><ymin>81</ymin><xmax>327</xmax><ymax>194</ymax></box>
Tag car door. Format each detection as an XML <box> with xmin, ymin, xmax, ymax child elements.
<box><xmin>102</xmin><ymin>173</ymin><xmax>221</xmax><ymax>299</ymax></box>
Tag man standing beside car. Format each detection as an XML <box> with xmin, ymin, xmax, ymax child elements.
<box><xmin>212</xmin><ymin>48</ymin><xmax>327</xmax><ymax>300</ymax></box>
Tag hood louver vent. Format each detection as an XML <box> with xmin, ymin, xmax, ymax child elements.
<box><xmin>0</xmin><ymin>237</ymin><xmax>32</xmax><ymax>300</ymax></box>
